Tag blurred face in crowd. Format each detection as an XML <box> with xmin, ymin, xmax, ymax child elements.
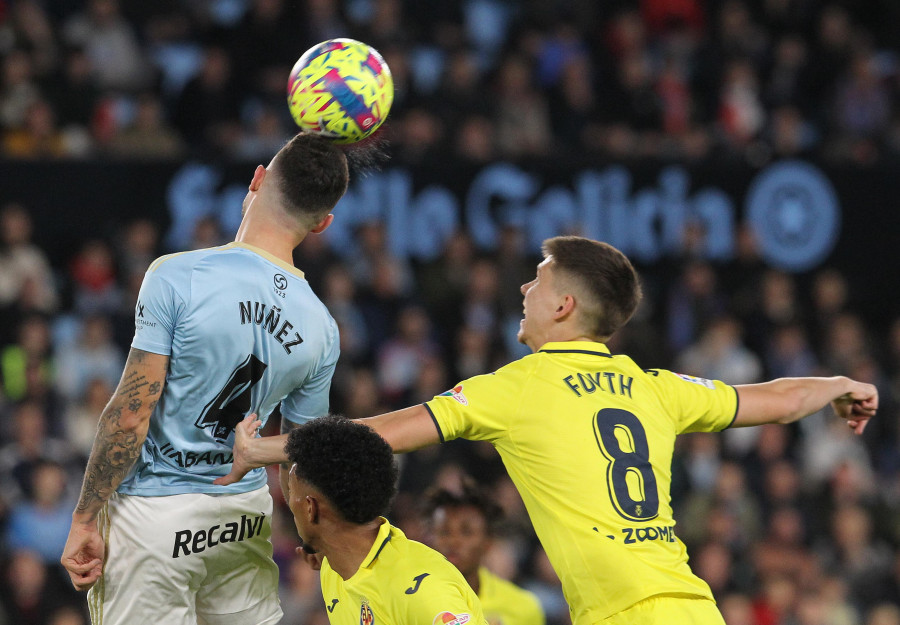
<box><xmin>431</xmin><ymin>505</ymin><xmax>490</xmax><ymax>578</ymax></box>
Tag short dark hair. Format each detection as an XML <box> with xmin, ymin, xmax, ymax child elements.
<box><xmin>542</xmin><ymin>236</ymin><xmax>642</xmax><ymax>339</ymax></box>
<box><xmin>424</xmin><ymin>478</ymin><xmax>502</xmax><ymax>535</ymax></box>
<box><xmin>285</xmin><ymin>415</ymin><xmax>397</xmax><ymax>524</ymax></box>
<box><xmin>271</xmin><ymin>132</ymin><xmax>349</xmax><ymax>227</ymax></box>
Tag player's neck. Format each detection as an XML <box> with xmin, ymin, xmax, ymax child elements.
<box><xmin>235</xmin><ymin>212</ymin><xmax>304</xmax><ymax>266</ymax></box>
<box><xmin>320</xmin><ymin>518</ymin><xmax>384</xmax><ymax>580</ymax></box>
<box><xmin>529</xmin><ymin>327</ymin><xmax>601</xmax><ymax>351</ymax></box>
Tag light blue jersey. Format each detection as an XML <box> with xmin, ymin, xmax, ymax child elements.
<box><xmin>119</xmin><ymin>242</ymin><xmax>339</xmax><ymax>496</ymax></box>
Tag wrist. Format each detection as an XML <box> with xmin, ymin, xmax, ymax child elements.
<box><xmin>72</xmin><ymin>510</ymin><xmax>98</xmax><ymax>526</ymax></box>
<box><xmin>243</xmin><ymin>435</ymin><xmax>268</xmax><ymax>469</ymax></box>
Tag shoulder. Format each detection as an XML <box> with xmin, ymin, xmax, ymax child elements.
<box><xmin>146</xmin><ymin>247</ymin><xmax>225</xmax><ymax>276</ymax></box>
<box><xmin>392</xmin><ymin>537</ymin><xmax>467</xmax><ymax>587</ymax></box>
<box><xmin>490</xmin><ymin>352</ymin><xmax>542</xmax><ymax>378</ymax></box>
<box><xmin>480</xmin><ymin>567</ymin><xmax>539</xmax><ymax>603</ymax></box>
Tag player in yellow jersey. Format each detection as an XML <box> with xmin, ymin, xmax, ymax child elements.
<box><xmin>426</xmin><ymin>482</ymin><xmax>545</xmax><ymax>625</ymax></box>
<box><xmin>283</xmin><ymin>415</ymin><xmax>487</xmax><ymax>625</ymax></box>
<box><xmin>219</xmin><ymin>236</ymin><xmax>878</xmax><ymax>625</ymax></box>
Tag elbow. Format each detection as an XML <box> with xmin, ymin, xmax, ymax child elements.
<box><xmin>110</xmin><ymin>405</ymin><xmax>153</xmax><ymax>433</ymax></box>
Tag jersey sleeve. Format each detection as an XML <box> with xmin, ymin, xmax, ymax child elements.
<box><xmin>400</xmin><ymin>574</ymin><xmax>482</xmax><ymax>625</ymax></box>
<box><xmin>131</xmin><ymin>259</ymin><xmax>187</xmax><ymax>356</ymax></box>
<box><xmin>424</xmin><ymin>359</ymin><xmax>533</xmax><ymax>443</ymax></box>
<box><xmin>651</xmin><ymin>369</ymin><xmax>739</xmax><ymax>434</ymax></box>
<box><xmin>519</xmin><ymin>591</ymin><xmax>546</xmax><ymax>625</ymax></box>
<box><xmin>280</xmin><ymin>318</ymin><xmax>339</xmax><ymax>425</ymax></box>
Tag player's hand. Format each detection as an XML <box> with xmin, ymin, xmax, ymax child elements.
<box><xmin>61</xmin><ymin>518</ymin><xmax>105</xmax><ymax>591</ymax></box>
<box><xmin>214</xmin><ymin>414</ymin><xmax>263</xmax><ymax>486</ymax></box>
<box><xmin>296</xmin><ymin>545</ymin><xmax>323</xmax><ymax>571</ymax></box>
<box><xmin>832</xmin><ymin>381</ymin><xmax>878</xmax><ymax>435</ymax></box>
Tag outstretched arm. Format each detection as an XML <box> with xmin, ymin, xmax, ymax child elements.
<box><xmin>733</xmin><ymin>376</ymin><xmax>877</xmax><ymax>433</ymax></box>
<box><xmin>214</xmin><ymin>405</ymin><xmax>441</xmax><ymax>486</ymax></box>
<box><xmin>61</xmin><ymin>348</ymin><xmax>168</xmax><ymax>590</ymax></box>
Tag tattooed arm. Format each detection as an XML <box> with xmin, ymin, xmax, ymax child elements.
<box><xmin>61</xmin><ymin>347</ymin><xmax>168</xmax><ymax>590</ymax></box>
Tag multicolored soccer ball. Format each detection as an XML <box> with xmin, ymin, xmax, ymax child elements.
<box><xmin>287</xmin><ymin>39</ymin><xmax>393</xmax><ymax>144</ymax></box>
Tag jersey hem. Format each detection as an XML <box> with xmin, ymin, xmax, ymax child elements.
<box><xmin>117</xmin><ymin>474</ymin><xmax>266</xmax><ymax>497</ymax></box>
<box><xmin>423</xmin><ymin>403</ymin><xmax>444</xmax><ymax>442</ymax></box>
<box><xmin>722</xmin><ymin>385</ymin><xmax>740</xmax><ymax>430</ymax></box>
<box><xmin>130</xmin><ymin>340</ymin><xmax>172</xmax><ymax>356</ymax></box>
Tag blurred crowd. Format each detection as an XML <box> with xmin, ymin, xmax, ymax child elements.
<box><xmin>1</xmin><ymin>0</ymin><xmax>900</xmax><ymax>164</ymax></box>
<box><xmin>2</xmin><ymin>1</ymin><xmax>900</xmax><ymax>625</ymax></box>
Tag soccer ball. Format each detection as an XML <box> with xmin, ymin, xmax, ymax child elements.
<box><xmin>287</xmin><ymin>39</ymin><xmax>393</xmax><ymax>144</ymax></box>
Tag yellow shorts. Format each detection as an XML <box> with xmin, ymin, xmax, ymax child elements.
<box><xmin>601</xmin><ymin>596</ymin><xmax>725</xmax><ymax>625</ymax></box>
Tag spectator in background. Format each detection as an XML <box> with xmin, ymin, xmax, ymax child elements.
<box><xmin>493</xmin><ymin>54</ymin><xmax>552</xmax><ymax>157</ymax></box>
<box><xmin>172</xmin><ymin>44</ymin><xmax>242</xmax><ymax>154</ymax></box>
<box><xmin>833</xmin><ymin>50</ymin><xmax>890</xmax><ymax>142</ymax></box>
<box><xmin>0</xmin><ymin>1</ymin><xmax>58</xmax><ymax>78</ymax></box>
<box><xmin>0</xmin><ymin>315</ymin><xmax>53</xmax><ymax>404</ymax></box>
<box><xmin>0</xmin><ymin>550</ymin><xmax>79</xmax><ymax>625</ymax></box>
<box><xmin>54</xmin><ymin>315</ymin><xmax>124</xmax><ymax>402</ymax></box>
<box><xmin>821</xmin><ymin>504</ymin><xmax>894</xmax><ymax>612</ymax></box>
<box><xmin>231</xmin><ymin>103</ymin><xmax>291</xmax><ymax>162</ymax></box>
<box><xmin>377</xmin><ymin>305</ymin><xmax>439</xmax><ymax>405</ymax></box>
<box><xmin>62</xmin><ymin>0</ymin><xmax>150</xmax><ymax>93</ymax></box>
<box><xmin>67</xmin><ymin>239</ymin><xmax>121</xmax><ymax>315</ymax></box>
<box><xmin>675</xmin><ymin>315</ymin><xmax>763</xmax><ymax>386</ymax></box>
<box><xmin>115</xmin><ymin>218</ymin><xmax>159</xmax><ymax>281</ymax></box>
<box><xmin>2</xmin><ymin>97</ymin><xmax>76</xmax><ymax>158</ymax></box>
<box><xmin>0</xmin><ymin>203</ymin><xmax>58</xmax><ymax>342</ymax></box>
<box><xmin>811</xmin><ymin>268</ymin><xmax>851</xmax><ymax>347</ymax></box>
<box><xmin>321</xmin><ymin>264</ymin><xmax>370</xmax><ymax>365</ymax></box>
<box><xmin>62</xmin><ymin>377</ymin><xmax>112</xmax><ymax>458</ymax></box>
<box><xmin>717</xmin><ymin>58</ymin><xmax>766</xmax><ymax>148</ymax></box>
<box><xmin>43</xmin><ymin>46</ymin><xmax>100</xmax><ymax>137</ymax></box>
<box><xmin>5</xmin><ymin>461</ymin><xmax>75</xmax><ymax>565</ymax></box>
<box><xmin>665</xmin><ymin>260</ymin><xmax>727</xmax><ymax>353</ymax></box>
<box><xmin>0</xmin><ymin>400</ymin><xmax>79</xmax><ymax>502</ymax></box>
<box><xmin>453</xmin><ymin>113</ymin><xmax>497</xmax><ymax>162</ymax></box>
<box><xmin>425</xmin><ymin>481</ymin><xmax>545</xmax><ymax>625</ymax></box>
<box><xmin>106</xmin><ymin>92</ymin><xmax>185</xmax><ymax>159</ymax></box>
<box><xmin>0</xmin><ymin>48</ymin><xmax>41</xmax><ymax>131</ymax></box>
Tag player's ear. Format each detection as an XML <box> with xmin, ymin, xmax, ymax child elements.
<box><xmin>306</xmin><ymin>495</ymin><xmax>320</xmax><ymax>524</ymax></box>
<box><xmin>249</xmin><ymin>165</ymin><xmax>266</xmax><ymax>192</ymax></box>
<box><xmin>309</xmin><ymin>213</ymin><xmax>334</xmax><ymax>234</ymax></box>
<box><xmin>553</xmin><ymin>294</ymin><xmax>576</xmax><ymax>320</ymax></box>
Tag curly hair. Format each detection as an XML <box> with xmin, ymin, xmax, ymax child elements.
<box><xmin>424</xmin><ymin>477</ymin><xmax>503</xmax><ymax>535</ymax></box>
<box><xmin>285</xmin><ymin>415</ymin><xmax>398</xmax><ymax>524</ymax></box>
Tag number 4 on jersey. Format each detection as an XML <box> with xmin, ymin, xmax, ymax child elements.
<box><xmin>195</xmin><ymin>354</ymin><xmax>267</xmax><ymax>441</ymax></box>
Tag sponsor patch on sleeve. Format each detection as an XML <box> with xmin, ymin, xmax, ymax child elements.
<box><xmin>675</xmin><ymin>373</ymin><xmax>716</xmax><ymax>389</ymax></box>
<box><xmin>438</xmin><ymin>385</ymin><xmax>468</xmax><ymax>406</ymax></box>
<box><xmin>433</xmin><ymin>613</ymin><xmax>470</xmax><ymax>625</ymax></box>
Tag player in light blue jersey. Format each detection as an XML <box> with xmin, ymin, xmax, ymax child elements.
<box><xmin>61</xmin><ymin>132</ymin><xmax>350</xmax><ymax>625</ymax></box>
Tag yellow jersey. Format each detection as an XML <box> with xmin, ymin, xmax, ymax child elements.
<box><xmin>320</xmin><ymin>519</ymin><xmax>487</xmax><ymax>625</ymax></box>
<box><xmin>477</xmin><ymin>567</ymin><xmax>545</xmax><ymax>625</ymax></box>
<box><xmin>425</xmin><ymin>341</ymin><xmax>738</xmax><ymax>624</ymax></box>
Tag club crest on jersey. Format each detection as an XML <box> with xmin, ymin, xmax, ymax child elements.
<box><xmin>675</xmin><ymin>373</ymin><xmax>716</xmax><ymax>389</ymax></box>
<box><xmin>433</xmin><ymin>612</ymin><xmax>470</xmax><ymax>625</ymax></box>
<box><xmin>439</xmin><ymin>385</ymin><xmax>468</xmax><ymax>406</ymax></box>
<box><xmin>360</xmin><ymin>600</ymin><xmax>374</xmax><ymax>625</ymax></box>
